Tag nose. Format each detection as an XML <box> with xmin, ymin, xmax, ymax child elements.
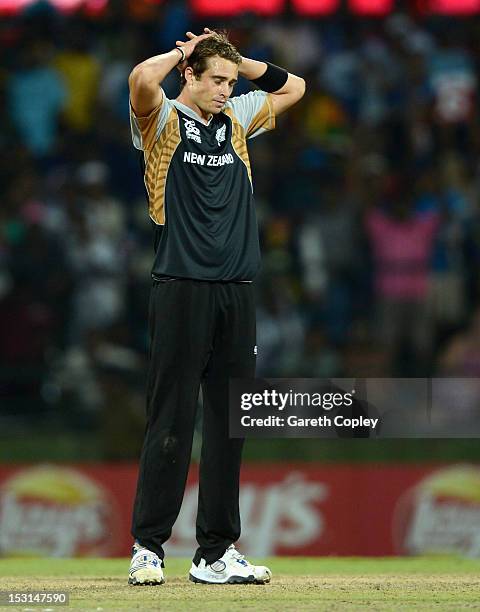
<box><xmin>219</xmin><ymin>83</ymin><xmax>229</xmax><ymax>98</ymax></box>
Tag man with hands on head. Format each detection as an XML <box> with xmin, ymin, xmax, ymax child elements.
<box><xmin>128</xmin><ymin>27</ymin><xmax>305</xmax><ymax>586</ymax></box>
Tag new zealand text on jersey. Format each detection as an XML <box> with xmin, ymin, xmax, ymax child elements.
<box><xmin>183</xmin><ymin>152</ymin><xmax>235</xmax><ymax>167</ymax></box>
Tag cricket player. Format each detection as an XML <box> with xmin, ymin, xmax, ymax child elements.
<box><xmin>128</xmin><ymin>28</ymin><xmax>305</xmax><ymax>585</ymax></box>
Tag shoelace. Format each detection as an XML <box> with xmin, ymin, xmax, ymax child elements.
<box><xmin>132</xmin><ymin>547</ymin><xmax>159</xmax><ymax>564</ymax></box>
<box><xmin>226</xmin><ymin>545</ymin><xmax>249</xmax><ymax>565</ymax></box>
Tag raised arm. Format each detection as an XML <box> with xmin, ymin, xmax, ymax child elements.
<box><xmin>181</xmin><ymin>28</ymin><xmax>306</xmax><ymax>116</ymax></box>
<box><xmin>128</xmin><ymin>32</ymin><xmax>212</xmax><ymax>117</ymax></box>
<box><xmin>128</xmin><ymin>51</ymin><xmax>181</xmax><ymax>117</ymax></box>
<box><xmin>238</xmin><ymin>57</ymin><xmax>306</xmax><ymax>116</ymax></box>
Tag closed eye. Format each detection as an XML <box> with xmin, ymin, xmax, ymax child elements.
<box><xmin>213</xmin><ymin>78</ymin><xmax>237</xmax><ymax>87</ymax></box>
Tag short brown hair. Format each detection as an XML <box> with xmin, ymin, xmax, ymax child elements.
<box><xmin>180</xmin><ymin>31</ymin><xmax>242</xmax><ymax>89</ymax></box>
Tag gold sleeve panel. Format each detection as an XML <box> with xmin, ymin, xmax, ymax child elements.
<box><xmin>223</xmin><ymin>107</ymin><xmax>252</xmax><ymax>186</ymax></box>
<box><xmin>134</xmin><ymin>102</ymin><xmax>163</xmax><ymax>151</ymax></box>
<box><xmin>144</xmin><ymin>108</ymin><xmax>180</xmax><ymax>225</ymax></box>
<box><xmin>246</xmin><ymin>93</ymin><xmax>275</xmax><ymax>138</ymax></box>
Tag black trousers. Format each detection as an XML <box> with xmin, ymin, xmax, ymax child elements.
<box><xmin>131</xmin><ymin>279</ymin><xmax>256</xmax><ymax>565</ymax></box>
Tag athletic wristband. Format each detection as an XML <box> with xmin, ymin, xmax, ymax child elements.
<box><xmin>251</xmin><ymin>62</ymin><xmax>288</xmax><ymax>93</ymax></box>
<box><xmin>175</xmin><ymin>47</ymin><xmax>186</xmax><ymax>64</ymax></box>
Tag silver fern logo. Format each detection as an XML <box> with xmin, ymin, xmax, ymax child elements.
<box><xmin>215</xmin><ymin>124</ymin><xmax>226</xmax><ymax>146</ymax></box>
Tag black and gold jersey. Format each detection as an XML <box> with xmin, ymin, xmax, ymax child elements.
<box><xmin>130</xmin><ymin>89</ymin><xmax>275</xmax><ymax>281</ymax></box>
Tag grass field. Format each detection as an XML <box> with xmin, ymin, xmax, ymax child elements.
<box><xmin>1</xmin><ymin>557</ymin><xmax>480</xmax><ymax>611</ymax></box>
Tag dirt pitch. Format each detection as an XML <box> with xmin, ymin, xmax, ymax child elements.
<box><xmin>1</xmin><ymin>557</ymin><xmax>480</xmax><ymax>611</ymax></box>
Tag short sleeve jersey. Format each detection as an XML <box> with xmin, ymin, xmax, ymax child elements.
<box><xmin>129</xmin><ymin>89</ymin><xmax>275</xmax><ymax>281</ymax></box>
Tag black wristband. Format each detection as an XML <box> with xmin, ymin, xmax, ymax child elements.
<box><xmin>251</xmin><ymin>62</ymin><xmax>288</xmax><ymax>93</ymax></box>
<box><xmin>175</xmin><ymin>47</ymin><xmax>186</xmax><ymax>64</ymax></box>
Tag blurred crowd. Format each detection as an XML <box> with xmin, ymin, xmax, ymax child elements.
<box><xmin>2</xmin><ymin>2</ymin><xmax>480</xmax><ymax>450</ymax></box>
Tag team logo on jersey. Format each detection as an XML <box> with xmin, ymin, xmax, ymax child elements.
<box><xmin>215</xmin><ymin>124</ymin><xmax>226</xmax><ymax>147</ymax></box>
<box><xmin>183</xmin><ymin>118</ymin><xmax>202</xmax><ymax>143</ymax></box>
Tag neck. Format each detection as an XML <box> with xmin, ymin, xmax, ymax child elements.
<box><xmin>176</xmin><ymin>91</ymin><xmax>212</xmax><ymax>124</ymax></box>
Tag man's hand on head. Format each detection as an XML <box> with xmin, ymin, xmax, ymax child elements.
<box><xmin>175</xmin><ymin>28</ymin><xmax>214</xmax><ymax>72</ymax></box>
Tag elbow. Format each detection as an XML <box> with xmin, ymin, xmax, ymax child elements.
<box><xmin>284</xmin><ymin>74</ymin><xmax>305</xmax><ymax>102</ymax></box>
<box><xmin>128</xmin><ymin>66</ymin><xmax>141</xmax><ymax>91</ymax></box>
<box><xmin>128</xmin><ymin>64</ymin><xmax>153</xmax><ymax>91</ymax></box>
<box><xmin>296</xmin><ymin>77</ymin><xmax>306</xmax><ymax>100</ymax></box>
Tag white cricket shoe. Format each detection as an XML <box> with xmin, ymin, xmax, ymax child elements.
<box><xmin>128</xmin><ymin>543</ymin><xmax>165</xmax><ymax>585</ymax></box>
<box><xmin>189</xmin><ymin>544</ymin><xmax>272</xmax><ymax>585</ymax></box>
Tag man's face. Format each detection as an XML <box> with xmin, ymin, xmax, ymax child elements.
<box><xmin>187</xmin><ymin>56</ymin><xmax>238</xmax><ymax>115</ymax></box>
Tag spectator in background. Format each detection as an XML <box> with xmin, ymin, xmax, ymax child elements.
<box><xmin>66</xmin><ymin>162</ymin><xmax>126</xmax><ymax>345</ymax></box>
<box><xmin>302</xmin><ymin>85</ymin><xmax>349</xmax><ymax>151</ymax></box>
<box><xmin>426</xmin><ymin>153</ymin><xmax>473</xmax><ymax>333</ymax></box>
<box><xmin>7</xmin><ymin>41</ymin><xmax>66</xmax><ymax>157</ymax></box>
<box><xmin>357</xmin><ymin>34</ymin><xmax>401</xmax><ymax>129</ymax></box>
<box><xmin>365</xmin><ymin>181</ymin><xmax>440</xmax><ymax>375</ymax></box>
<box><xmin>428</xmin><ymin>29</ymin><xmax>477</xmax><ymax>154</ymax></box>
<box><xmin>298</xmin><ymin>180</ymin><xmax>358</xmax><ymax>344</ymax></box>
<box><xmin>98</xmin><ymin>29</ymin><xmax>137</xmax><ymax>121</ymax></box>
<box><xmin>321</xmin><ymin>29</ymin><xmax>360</xmax><ymax>119</ymax></box>
<box><xmin>54</xmin><ymin>27</ymin><xmax>100</xmax><ymax>134</ymax></box>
